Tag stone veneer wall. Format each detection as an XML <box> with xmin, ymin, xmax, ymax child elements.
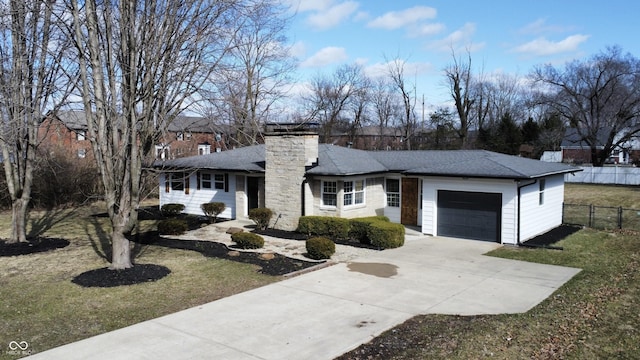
<box><xmin>264</xmin><ymin>132</ymin><xmax>318</xmax><ymax>230</ymax></box>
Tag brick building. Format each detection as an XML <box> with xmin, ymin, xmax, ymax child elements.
<box><xmin>38</xmin><ymin>110</ymin><xmax>229</xmax><ymax>161</ymax></box>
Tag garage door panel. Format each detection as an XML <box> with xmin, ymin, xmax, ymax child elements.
<box><xmin>437</xmin><ymin>190</ymin><xmax>501</xmax><ymax>242</ymax></box>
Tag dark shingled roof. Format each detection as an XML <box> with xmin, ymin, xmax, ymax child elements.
<box><xmin>157</xmin><ymin>144</ymin><xmax>580</xmax><ymax>179</ymax></box>
<box><xmin>306</xmin><ymin>145</ymin><xmax>387</xmax><ymax>175</ymax></box>
<box><xmin>157</xmin><ymin>145</ymin><xmax>266</xmax><ymax>173</ymax></box>
<box><xmin>371</xmin><ymin>150</ymin><xmax>578</xmax><ymax>179</ymax></box>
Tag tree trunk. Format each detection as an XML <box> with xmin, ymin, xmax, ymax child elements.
<box><xmin>9</xmin><ymin>199</ymin><xmax>28</xmax><ymax>243</ymax></box>
<box><xmin>110</xmin><ymin>225</ymin><xmax>132</xmax><ymax>270</ymax></box>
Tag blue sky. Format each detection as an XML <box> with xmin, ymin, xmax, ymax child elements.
<box><xmin>283</xmin><ymin>0</ymin><xmax>639</xmax><ymax>112</ymax></box>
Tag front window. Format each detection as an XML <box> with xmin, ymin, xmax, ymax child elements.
<box><xmin>344</xmin><ymin>179</ymin><xmax>365</xmax><ymax>206</ymax></box>
<box><xmin>386</xmin><ymin>179</ymin><xmax>400</xmax><ymax>207</ymax></box>
<box><xmin>176</xmin><ymin>132</ymin><xmax>184</xmax><ymax>141</ymax></box>
<box><xmin>77</xmin><ymin>149</ymin><xmax>86</xmax><ymax>158</ymax></box>
<box><xmin>76</xmin><ymin>130</ymin><xmax>86</xmax><ymax>141</ymax></box>
<box><xmin>171</xmin><ymin>172</ymin><xmax>186</xmax><ymax>191</ymax></box>
<box><xmin>201</xmin><ymin>173</ymin><xmax>212</xmax><ymax>189</ymax></box>
<box><xmin>214</xmin><ymin>174</ymin><xmax>225</xmax><ymax>190</ymax></box>
<box><xmin>322</xmin><ymin>181</ymin><xmax>337</xmax><ymax>207</ymax></box>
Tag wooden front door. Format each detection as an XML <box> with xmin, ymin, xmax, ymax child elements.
<box><xmin>401</xmin><ymin>178</ymin><xmax>419</xmax><ymax>225</ymax></box>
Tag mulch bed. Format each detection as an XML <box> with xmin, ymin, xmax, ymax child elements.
<box><xmin>520</xmin><ymin>224</ymin><xmax>582</xmax><ymax>248</ymax></box>
<box><xmin>65</xmin><ymin>233</ymin><xmax>322</xmax><ymax>288</ymax></box>
<box><xmin>132</xmin><ymin>232</ymin><xmax>321</xmax><ymax>277</ymax></box>
<box><xmin>71</xmin><ymin>264</ymin><xmax>172</xmax><ymax>288</ymax></box>
<box><xmin>0</xmin><ymin>237</ymin><xmax>70</xmax><ymax>257</ymax></box>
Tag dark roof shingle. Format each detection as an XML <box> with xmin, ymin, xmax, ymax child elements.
<box><xmin>157</xmin><ymin>144</ymin><xmax>580</xmax><ymax>179</ymax></box>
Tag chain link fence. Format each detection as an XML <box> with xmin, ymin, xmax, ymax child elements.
<box><xmin>563</xmin><ymin>203</ymin><xmax>640</xmax><ymax>231</ymax></box>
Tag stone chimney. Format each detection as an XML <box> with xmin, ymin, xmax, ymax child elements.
<box><xmin>264</xmin><ymin>123</ymin><xmax>318</xmax><ymax>231</ymax></box>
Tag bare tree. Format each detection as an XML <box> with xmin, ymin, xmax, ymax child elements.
<box><xmin>371</xmin><ymin>78</ymin><xmax>399</xmax><ymax>149</ymax></box>
<box><xmin>69</xmin><ymin>0</ymin><xmax>241</xmax><ymax>269</ymax></box>
<box><xmin>444</xmin><ymin>50</ymin><xmax>474</xmax><ymax>148</ymax></box>
<box><xmin>209</xmin><ymin>0</ymin><xmax>295</xmax><ymax>146</ymax></box>
<box><xmin>305</xmin><ymin>63</ymin><xmax>366</xmax><ymax>142</ymax></box>
<box><xmin>345</xmin><ymin>75</ymin><xmax>371</xmax><ymax>145</ymax></box>
<box><xmin>386</xmin><ymin>57</ymin><xmax>418</xmax><ymax>150</ymax></box>
<box><xmin>0</xmin><ymin>1</ymin><xmax>73</xmax><ymax>243</ymax></box>
<box><xmin>531</xmin><ymin>46</ymin><xmax>640</xmax><ymax>166</ymax></box>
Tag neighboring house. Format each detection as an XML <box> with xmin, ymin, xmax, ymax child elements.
<box><xmin>561</xmin><ymin>127</ymin><xmax>640</xmax><ymax>164</ymax></box>
<box><xmin>38</xmin><ymin>110</ymin><xmax>93</xmax><ymax>160</ymax></box>
<box><xmin>157</xmin><ymin>124</ymin><xmax>580</xmax><ymax>245</ymax></box>
<box><xmin>38</xmin><ymin>110</ymin><xmax>228</xmax><ymax>160</ymax></box>
<box><xmin>155</xmin><ymin>115</ymin><xmax>230</xmax><ymax>160</ymax></box>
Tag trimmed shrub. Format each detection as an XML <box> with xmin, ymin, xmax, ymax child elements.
<box><xmin>157</xmin><ymin>218</ymin><xmax>188</xmax><ymax>235</ymax></box>
<box><xmin>296</xmin><ymin>216</ymin><xmax>350</xmax><ymax>240</ymax></box>
<box><xmin>248</xmin><ymin>207</ymin><xmax>273</xmax><ymax>231</ymax></box>
<box><xmin>201</xmin><ymin>202</ymin><xmax>226</xmax><ymax>223</ymax></box>
<box><xmin>305</xmin><ymin>236</ymin><xmax>335</xmax><ymax>260</ymax></box>
<box><xmin>231</xmin><ymin>232</ymin><xmax>265</xmax><ymax>249</ymax></box>
<box><xmin>349</xmin><ymin>216</ymin><xmax>390</xmax><ymax>244</ymax></box>
<box><xmin>367</xmin><ymin>221</ymin><xmax>405</xmax><ymax>249</ymax></box>
<box><xmin>161</xmin><ymin>203</ymin><xmax>185</xmax><ymax>217</ymax></box>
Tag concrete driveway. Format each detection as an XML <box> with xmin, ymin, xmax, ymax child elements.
<box><xmin>26</xmin><ymin>235</ymin><xmax>580</xmax><ymax>360</ymax></box>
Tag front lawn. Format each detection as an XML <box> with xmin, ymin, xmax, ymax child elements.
<box><xmin>0</xmin><ymin>204</ymin><xmax>279</xmax><ymax>358</ymax></box>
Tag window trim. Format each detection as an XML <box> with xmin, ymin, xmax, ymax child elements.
<box><xmin>386</xmin><ymin>178</ymin><xmax>400</xmax><ymax>208</ymax></box>
<box><xmin>321</xmin><ymin>180</ymin><xmax>337</xmax><ymax>208</ymax></box>
<box><xmin>343</xmin><ymin>179</ymin><xmax>366</xmax><ymax>207</ymax></box>
<box><xmin>167</xmin><ymin>172</ymin><xmax>189</xmax><ymax>194</ymax></box>
<box><xmin>199</xmin><ymin>172</ymin><xmax>212</xmax><ymax>189</ymax></box>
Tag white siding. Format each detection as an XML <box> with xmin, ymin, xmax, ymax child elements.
<box><xmin>159</xmin><ymin>171</ymin><xmax>236</xmax><ymax>219</ymax></box>
<box><xmin>421</xmin><ymin>177</ymin><xmax>518</xmax><ymax>245</ymax></box>
<box><xmin>519</xmin><ymin>174</ymin><xmax>564</xmax><ymax>242</ymax></box>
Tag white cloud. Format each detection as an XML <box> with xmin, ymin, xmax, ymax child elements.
<box><xmin>410</xmin><ymin>23</ymin><xmax>445</xmax><ymax>37</ymax></box>
<box><xmin>300</xmin><ymin>47</ymin><xmax>349</xmax><ymax>68</ymax></box>
<box><xmin>519</xmin><ymin>18</ymin><xmax>575</xmax><ymax>35</ymax></box>
<box><xmin>367</xmin><ymin>6</ymin><xmax>437</xmax><ymax>30</ymax></box>
<box><xmin>363</xmin><ymin>59</ymin><xmax>433</xmax><ymax>79</ymax></box>
<box><xmin>307</xmin><ymin>1</ymin><xmax>360</xmax><ymax>30</ymax></box>
<box><xmin>283</xmin><ymin>0</ymin><xmax>335</xmax><ymax>13</ymax></box>
<box><xmin>289</xmin><ymin>41</ymin><xmax>307</xmax><ymax>58</ymax></box>
<box><xmin>428</xmin><ymin>23</ymin><xmax>485</xmax><ymax>53</ymax></box>
<box><xmin>512</xmin><ymin>34</ymin><xmax>590</xmax><ymax>56</ymax></box>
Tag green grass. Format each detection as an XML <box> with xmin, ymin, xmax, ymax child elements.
<box><xmin>564</xmin><ymin>183</ymin><xmax>640</xmax><ymax>208</ymax></box>
<box><xmin>563</xmin><ymin>184</ymin><xmax>640</xmax><ymax>230</ymax></box>
<box><xmin>0</xmin><ymin>203</ymin><xmax>278</xmax><ymax>359</ymax></box>
<box><xmin>339</xmin><ymin>184</ymin><xmax>640</xmax><ymax>359</ymax></box>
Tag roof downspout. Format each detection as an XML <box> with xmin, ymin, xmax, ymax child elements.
<box><xmin>517</xmin><ymin>179</ymin><xmax>538</xmax><ymax>246</ymax></box>
<box><xmin>301</xmin><ymin>178</ymin><xmax>307</xmax><ymax>217</ymax></box>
